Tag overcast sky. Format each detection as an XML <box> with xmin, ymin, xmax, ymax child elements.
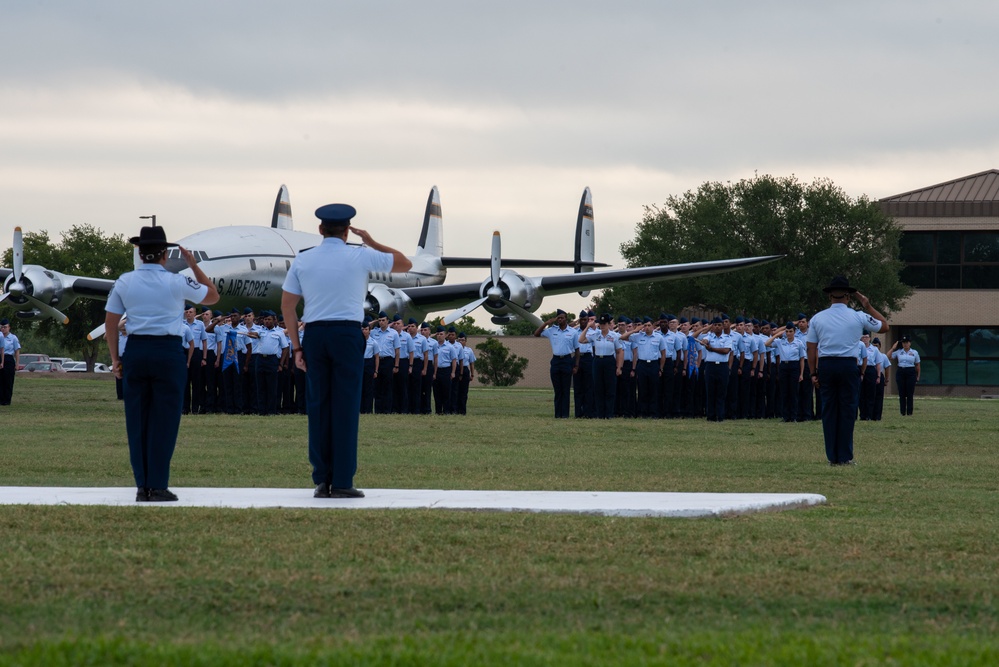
<box><xmin>3</xmin><ymin>1</ymin><xmax>998</xmax><ymax>318</ymax></box>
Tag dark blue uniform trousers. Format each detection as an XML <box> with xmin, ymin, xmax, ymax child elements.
<box><xmin>817</xmin><ymin>357</ymin><xmax>861</xmax><ymax>464</ymax></box>
<box><xmin>704</xmin><ymin>361</ymin><xmax>728</xmax><ymax>421</ymax></box>
<box><xmin>591</xmin><ymin>356</ymin><xmax>617</xmax><ymax>419</ymax></box>
<box><xmin>550</xmin><ymin>355</ymin><xmax>573</xmax><ymax>418</ymax></box>
<box><xmin>896</xmin><ymin>367</ymin><xmax>916</xmax><ymax>415</ymax></box>
<box><xmin>304</xmin><ymin>323</ymin><xmax>363</xmax><ymax>489</ymax></box>
<box><xmin>122</xmin><ymin>337</ymin><xmax>186</xmax><ymax>490</ymax></box>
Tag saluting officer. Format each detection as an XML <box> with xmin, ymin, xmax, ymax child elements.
<box><xmin>699</xmin><ymin>316</ymin><xmax>733</xmax><ymax>422</ymax></box>
<box><xmin>806</xmin><ymin>276</ymin><xmax>888</xmax><ymax>466</ymax></box>
<box><xmin>281</xmin><ymin>203</ymin><xmax>411</xmax><ymax>499</ymax></box>
<box><xmin>533</xmin><ymin>309</ymin><xmax>579</xmax><ymax>418</ymax></box>
<box><xmin>580</xmin><ymin>313</ymin><xmax>623</xmax><ymax>419</ymax></box>
<box><xmin>105</xmin><ymin>225</ymin><xmax>219</xmax><ymax>502</ymax></box>
<box><xmin>629</xmin><ymin>316</ymin><xmax>666</xmax><ymax>418</ymax></box>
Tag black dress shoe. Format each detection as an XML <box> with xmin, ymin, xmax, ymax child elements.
<box><xmin>147</xmin><ymin>488</ymin><xmax>179</xmax><ymax>502</ymax></box>
<box><xmin>136</xmin><ymin>488</ymin><xmax>150</xmax><ymax>502</ymax></box>
<box><xmin>313</xmin><ymin>483</ymin><xmax>331</xmax><ymax>498</ymax></box>
<box><xmin>329</xmin><ymin>487</ymin><xmax>365</xmax><ymax>498</ymax></box>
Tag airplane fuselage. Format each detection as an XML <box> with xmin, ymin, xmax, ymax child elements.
<box><xmin>169</xmin><ymin>226</ymin><xmax>446</xmax><ymax>314</ymax></box>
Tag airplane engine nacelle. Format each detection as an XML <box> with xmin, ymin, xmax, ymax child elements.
<box><xmin>2</xmin><ymin>267</ymin><xmax>70</xmax><ymax>319</ymax></box>
<box><xmin>480</xmin><ymin>270</ymin><xmax>539</xmax><ymax>321</ymax></box>
<box><xmin>363</xmin><ymin>283</ymin><xmax>413</xmax><ymax>320</ymax></box>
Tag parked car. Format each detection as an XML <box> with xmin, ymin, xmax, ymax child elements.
<box><xmin>50</xmin><ymin>357</ymin><xmax>75</xmax><ymax>367</ymax></box>
<box><xmin>19</xmin><ymin>361</ymin><xmax>65</xmax><ymax>373</ymax></box>
<box><xmin>63</xmin><ymin>361</ymin><xmax>112</xmax><ymax>373</ymax></box>
<box><xmin>17</xmin><ymin>353</ymin><xmax>50</xmax><ymax>371</ymax></box>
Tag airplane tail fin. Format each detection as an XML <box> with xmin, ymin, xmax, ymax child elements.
<box><xmin>417</xmin><ymin>185</ymin><xmax>443</xmax><ymax>256</ymax></box>
<box><xmin>574</xmin><ymin>187</ymin><xmax>595</xmax><ymax>297</ymax></box>
<box><xmin>271</xmin><ymin>184</ymin><xmax>293</xmax><ymax>230</ymax></box>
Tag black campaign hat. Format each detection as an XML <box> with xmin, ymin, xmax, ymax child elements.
<box><xmin>823</xmin><ymin>275</ymin><xmax>858</xmax><ymax>294</ymax></box>
<box><xmin>128</xmin><ymin>226</ymin><xmax>177</xmax><ymax>248</ymax></box>
<box><xmin>315</xmin><ymin>203</ymin><xmax>356</xmax><ymax>226</ymax></box>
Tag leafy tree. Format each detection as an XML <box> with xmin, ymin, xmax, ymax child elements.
<box><xmin>474</xmin><ymin>337</ymin><xmax>528</xmax><ymax>386</ymax></box>
<box><xmin>427</xmin><ymin>315</ymin><xmax>494</xmax><ymax>336</ymax></box>
<box><xmin>2</xmin><ymin>225</ymin><xmax>132</xmax><ymax>369</ymax></box>
<box><xmin>594</xmin><ymin>174</ymin><xmax>912</xmax><ymax>322</ymax></box>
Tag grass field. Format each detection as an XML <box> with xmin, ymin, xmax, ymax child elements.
<box><xmin>1</xmin><ymin>376</ymin><xmax>997</xmax><ymax>665</ymax></box>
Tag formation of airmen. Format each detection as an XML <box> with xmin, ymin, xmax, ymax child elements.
<box><xmin>534</xmin><ymin>308</ymin><xmax>898</xmax><ymax>422</ymax></box>
<box><xmin>117</xmin><ymin>306</ymin><xmax>478</xmax><ymax>417</ymax></box>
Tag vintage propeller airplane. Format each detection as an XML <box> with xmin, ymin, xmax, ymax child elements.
<box><xmin>1</xmin><ymin>185</ymin><xmax>781</xmax><ymax>335</ymax></box>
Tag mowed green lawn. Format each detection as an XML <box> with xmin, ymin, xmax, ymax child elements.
<box><xmin>1</xmin><ymin>376</ymin><xmax>997</xmax><ymax>666</ymax></box>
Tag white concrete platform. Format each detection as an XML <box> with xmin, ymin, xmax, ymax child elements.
<box><xmin>0</xmin><ymin>487</ymin><xmax>825</xmax><ymax>517</ymax></box>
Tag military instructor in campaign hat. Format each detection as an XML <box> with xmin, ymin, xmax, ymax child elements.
<box><xmin>806</xmin><ymin>275</ymin><xmax>888</xmax><ymax>466</ymax></box>
<box><xmin>105</xmin><ymin>224</ymin><xmax>219</xmax><ymax>502</ymax></box>
<box><xmin>281</xmin><ymin>203</ymin><xmax>411</xmax><ymax>499</ymax></box>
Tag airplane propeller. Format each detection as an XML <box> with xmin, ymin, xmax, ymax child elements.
<box><xmin>441</xmin><ymin>231</ymin><xmax>544</xmax><ymax>328</ymax></box>
<box><xmin>0</xmin><ymin>227</ymin><xmax>70</xmax><ymax>324</ymax></box>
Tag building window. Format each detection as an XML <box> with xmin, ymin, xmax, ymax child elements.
<box><xmin>899</xmin><ymin>231</ymin><xmax>999</xmax><ymax>288</ymax></box>
<box><xmin>896</xmin><ymin>326</ymin><xmax>999</xmax><ymax>385</ymax></box>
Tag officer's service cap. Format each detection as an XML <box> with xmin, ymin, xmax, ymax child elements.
<box><xmin>598</xmin><ymin>313</ymin><xmax>612</xmax><ymax>324</ymax></box>
<box><xmin>901</xmin><ymin>335</ymin><xmax>911</xmax><ymax>342</ymax></box>
<box><xmin>315</xmin><ymin>203</ymin><xmax>356</xmax><ymax>226</ymax></box>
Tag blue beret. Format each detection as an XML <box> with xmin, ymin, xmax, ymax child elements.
<box><xmin>315</xmin><ymin>203</ymin><xmax>356</xmax><ymax>225</ymax></box>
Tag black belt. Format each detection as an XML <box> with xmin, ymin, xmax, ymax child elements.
<box><xmin>580</xmin><ymin>352</ymin><xmax>592</xmax><ymax>357</ymax></box>
<box><xmin>306</xmin><ymin>320</ymin><xmax>361</xmax><ymax>328</ymax></box>
<box><xmin>594</xmin><ymin>354</ymin><xmax>615</xmax><ymax>358</ymax></box>
<box><xmin>638</xmin><ymin>359</ymin><xmax>658</xmax><ymax>364</ymax></box>
<box><xmin>552</xmin><ymin>354</ymin><xmax>572</xmax><ymax>359</ymax></box>
<box><xmin>707</xmin><ymin>361</ymin><xmax>725</xmax><ymax>365</ymax></box>
<box><xmin>130</xmin><ymin>334</ymin><xmax>177</xmax><ymax>340</ymax></box>
<box><xmin>780</xmin><ymin>361</ymin><xmax>800</xmax><ymax>365</ymax></box>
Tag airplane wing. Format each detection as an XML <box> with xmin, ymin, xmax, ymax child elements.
<box><xmin>394</xmin><ymin>254</ymin><xmax>783</xmax><ymax>327</ymax></box>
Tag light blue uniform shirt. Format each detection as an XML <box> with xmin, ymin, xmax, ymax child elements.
<box><xmin>425</xmin><ymin>336</ymin><xmax>439</xmax><ymax>364</ymax></box>
<box><xmin>412</xmin><ymin>333</ymin><xmax>427</xmax><ymax>361</ymax></box>
<box><xmin>806</xmin><ymin>303</ymin><xmax>883</xmax><ymax>358</ymax></box>
<box><xmin>576</xmin><ymin>325</ymin><xmax>594</xmax><ymax>354</ymax></box>
<box><xmin>588</xmin><ymin>329</ymin><xmax>623</xmax><ymax>357</ymax></box>
<box><xmin>541</xmin><ymin>325</ymin><xmax>579</xmax><ymax>356</ymax></box>
<box><xmin>2</xmin><ymin>333</ymin><xmax>20</xmax><ymax>355</ymax></box>
<box><xmin>254</xmin><ymin>327</ymin><xmax>288</xmax><ymax>356</ymax></box>
<box><xmin>185</xmin><ymin>318</ymin><xmax>207</xmax><ymax>352</ymax></box>
<box><xmin>180</xmin><ymin>326</ymin><xmax>195</xmax><ymax>349</ymax></box>
<box><xmin>856</xmin><ymin>341</ymin><xmax>868</xmax><ymax>366</ymax></box>
<box><xmin>372</xmin><ymin>326</ymin><xmax>400</xmax><ymax>358</ymax></box>
<box><xmin>631</xmin><ymin>331</ymin><xmax>666</xmax><ymax>362</ymax></box>
<box><xmin>892</xmin><ymin>348</ymin><xmax>920</xmax><ymax>368</ymax></box>
<box><xmin>436</xmin><ymin>340</ymin><xmax>457</xmax><ymax>366</ymax></box>
<box><xmin>106</xmin><ymin>264</ymin><xmax>208</xmax><ymax>336</ymax></box>
<box><xmin>773</xmin><ymin>336</ymin><xmax>805</xmax><ymax>361</ymax></box>
<box><xmin>699</xmin><ymin>332</ymin><xmax>733</xmax><ymax>363</ymax></box>
<box><xmin>282</xmin><ymin>237</ymin><xmax>393</xmax><ymax>322</ymax></box>
<box><xmin>363</xmin><ymin>335</ymin><xmax>377</xmax><ymax>360</ymax></box>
